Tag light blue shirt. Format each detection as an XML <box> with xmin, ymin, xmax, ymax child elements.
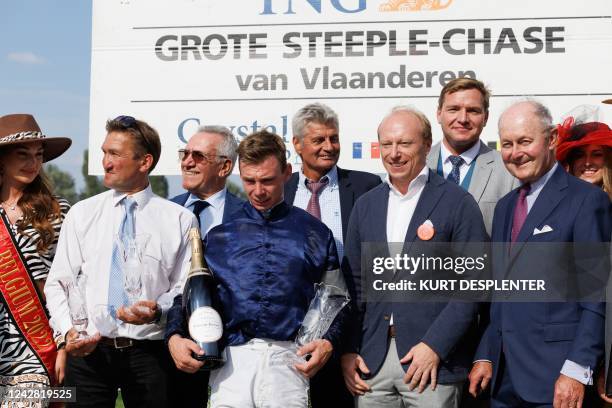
<box><xmin>524</xmin><ymin>163</ymin><xmax>557</xmax><ymax>212</ymax></box>
<box><xmin>184</xmin><ymin>187</ymin><xmax>227</xmax><ymax>236</ymax></box>
<box><xmin>524</xmin><ymin>163</ymin><xmax>593</xmax><ymax>385</ymax></box>
<box><xmin>293</xmin><ymin>166</ymin><xmax>344</xmax><ymax>259</ymax></box>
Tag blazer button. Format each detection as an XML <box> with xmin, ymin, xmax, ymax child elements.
<box><xmin>383</xmin><ymin>315</ymin><xmax>390</xmax><ymax>321</ymax></box>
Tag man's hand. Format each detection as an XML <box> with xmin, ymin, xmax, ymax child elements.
<box><xmin>117</xmin><ymin>300</ymin><xmax>160</xmax><ymax>325</ymax></box>
<box><xmin>468</xmin><ymin>361</ymin><xmax>493</xmax><ymax>397</ymax></box>
<box><xmin>400</xmin><ymin>342</ymin><xmax>440</xmax><ymax>393</ymax></box>
<box><xmin>340</xmin><ymin>353</ymin><xmax>372</xmax><ymax>396</ymax></box>
<box><xmin>168</xmin><ymin>334</ymin><xmax>205</xmax><ymax>373</ymax></box>
<box><xmin>294</xmin><ymin>339</ymin><xmax>333</xmax><ymax>378</ymax></box>
<box><xmin>55</xmin><ymin>349</ymin><xmax>67</xmax><ymax>384</ymax></box>
<box><xmin>553</xmin><ymin>374</ymin><xmax>584</xmax><ymax>408</ymax></box>
<box><xmin>64</xmin><ymin>328</ymin><xmax>101</xmax><ymax>357</ymax></box>
<box><xmin>596</xmin><ymin>366</ymin><xmax>612</xmax><ymax>403</ymax></box>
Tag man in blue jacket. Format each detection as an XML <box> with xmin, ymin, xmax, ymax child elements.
<box><xmin>341</xmin><ymin>106</ymin><xmax>488</xmax><ymax>407</ymax></box>
<box><xmin>164</xmin><ymin>125</ymin><xmax>244</xmax><ymax>408</ymax></box>
<box><xmin>204</xmin><ymin>130</ymin><xmax>344</xmax><ymax>407</ymax></box>
<box><xmin>469</xmin><ymin>100</ymin><xmax>611</xmax><ymax>407</ymax></box>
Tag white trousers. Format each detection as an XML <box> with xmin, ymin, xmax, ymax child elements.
<box><xmin>209</xmin><ymin>338</ymin><xmax>309</xmax><ymax>408</ymax></box>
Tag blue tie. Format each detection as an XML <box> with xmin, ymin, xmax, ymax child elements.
<box><xmin>192</xmin><ymin>200</ymin><xmax>210</xmax><ymax>230</ymax></box>
<box><xmin>108</xmin><ymin>197</ymin><xmax>137</xmax><ymax>316</ymax></box>
<box><xmin>447</xmin><ymin>155</ymin><xmax>464</xmax><ymax>185</ymax></box>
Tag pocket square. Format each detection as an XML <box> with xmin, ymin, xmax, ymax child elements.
<box><xmin>533</xmin><ymin>225</ymin><xmax>553</xmax><ymax>235</ymax></box>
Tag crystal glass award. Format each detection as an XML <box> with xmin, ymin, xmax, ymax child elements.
<box><xmin>59</xmin><ymin>275</ymin><xmax>89</xmax><ymax>342</ymax></box>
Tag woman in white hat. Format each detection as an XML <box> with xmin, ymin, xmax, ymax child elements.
<box><xmin>0</xmin><ymin>114</ymin><xmax>72</xmax><ymax>403</ymax></box>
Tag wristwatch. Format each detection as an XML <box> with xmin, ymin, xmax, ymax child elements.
<box><xmin>152</xmin><ymin>303</ymin><xmax>162</xmax><ymax>324</ymax></box>
<box><xmin>54</xmin><ymin>333</ymin><xmax>67</xmax><ymax>350</ymax></box>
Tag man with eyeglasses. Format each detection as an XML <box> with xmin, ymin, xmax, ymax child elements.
<box><xmin>45</xmin><ymin>116</ymin><xmax>196</xmax><ymax>407</ymax></box>
<box><xmin>164</xmin><ymin>125</ymin><xmax>244</xmax><ymax>408</ymax></box>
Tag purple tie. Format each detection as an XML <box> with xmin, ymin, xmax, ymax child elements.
<box><xmin>511</xmin><ymin>184</ymin><xmax>531</xmax><ymax>243</ymax></box>
<box><xmin>306</xmin><ymin>177</ymin><xmax>329</xmax><ymax>220</ymax></box>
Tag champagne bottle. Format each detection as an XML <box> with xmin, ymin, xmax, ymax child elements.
<box><xmin>183</xmin><ymin>227</ymin><xmax>224</xmax><ymax>369</ymax></box>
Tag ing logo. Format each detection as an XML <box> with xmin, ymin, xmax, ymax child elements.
<box><xmin>379</xmin><ymin>0</ymin><xmax>452</xmax><ymax>12</ymax></box>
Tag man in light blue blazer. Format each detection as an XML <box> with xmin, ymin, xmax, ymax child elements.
<box><xmin>165</xmin><ymin>125</ymin><xmax>245</xmax><ymax>408</ymax></box>
<box><xmin>469</xmin><ymin>101</ymin><xmax>611</xmax><ymax>407</ymax></box>
<box><xmin>427</xmin><ymin>78</ymin><xmax>517</xmax><ymax>235</ymax></box>
<box><xmin>341</xmin><ymin>106</ymin><xmax>488</xmax><ymax>407</ymax></box>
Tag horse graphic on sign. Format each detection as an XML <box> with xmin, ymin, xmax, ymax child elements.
<box><xmin>379</xmin><ymin>0</ymin><xmax>453</xmax><ymax>11</ymax></box>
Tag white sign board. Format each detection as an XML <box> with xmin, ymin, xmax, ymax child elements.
<box><xmin>89</xmin><ymin>0</ymin><xmax>612</xmax><ymax>175</ymax></box>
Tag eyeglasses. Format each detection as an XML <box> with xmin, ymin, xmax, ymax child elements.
<box><xmin>178</xmin><ymin>149</ymin><xmax>227</xmax><ymax>163</ymax></box>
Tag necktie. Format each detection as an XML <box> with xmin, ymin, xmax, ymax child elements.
<box><xmin>108</xmin><ymin>197</ymin><xmax>137</xmax><ymax>315</ymax></box>
<box><xmin>511</xmin><ymin>184</ymin><xmax>531</xmax><ymax>243</ymax></box>
<box><xmin>305</xmin><ymin>177</ymin><xmax>329</xmax><ymax>220</ymax></box>
<box><xmin>447</xmin><ymin>155</ymin><xmax>465</xmax><ymax>185</ymax></box>
<box><xmin>192</xmin><ymin>200</ymin><xmax>210</xmax><ymax>229</ymax></box>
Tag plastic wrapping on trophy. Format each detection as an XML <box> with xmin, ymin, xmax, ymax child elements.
<box><xmin>270</xmin><ymin>279</ymin><xmax>350</xmax><ymax>367</ymax></box>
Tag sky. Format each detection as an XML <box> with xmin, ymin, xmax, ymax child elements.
<box><xmin>0</xmin><ymin>0</ymin><xmax>184</xmax><ymax>196</ymax></box>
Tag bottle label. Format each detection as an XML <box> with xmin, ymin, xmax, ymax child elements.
<box><xmin>189</xmin><ymin>306</ymin><xmax>223</xmax><ymax>343</ymax></box>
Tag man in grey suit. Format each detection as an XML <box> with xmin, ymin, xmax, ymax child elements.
<box><xmin>427</xmin><ymin>78</ymin><xmax>517</xmax><ymax>234</ymax></box>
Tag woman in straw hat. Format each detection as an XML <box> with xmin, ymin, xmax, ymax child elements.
<box><xmin>0</xmin><ymin>114</ymin><xmax>71</xmax><ymax>405</ymax></box>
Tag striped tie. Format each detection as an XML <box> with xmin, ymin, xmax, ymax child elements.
<box><xmin>306</xmin><ymin>177</ymin><xmax>329</xmax><ymax>220</ymax></box>
<box><xmin>108</xmin><ymin>197</ymin><xmax>137</xmax><ymax>316</ymax></box>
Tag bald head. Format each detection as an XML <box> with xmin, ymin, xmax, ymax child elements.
<box><xmin>498</xmin><ymin>100</ymin><xmax>557</xmax><ymax>183</ymax></box>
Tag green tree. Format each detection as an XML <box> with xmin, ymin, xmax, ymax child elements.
<box><xmin>44</xmin><ymin>164</ymin><xmax>79</xmax><ymax>204</ymax></box>
<box><xmin>150</xmin><ymin>176</ymin><xmax>169</xmax><ymax>198</ymax></box>
<box><xmin>227</xmin><ymin>180</ymin><xmax>246</xmax><ymax>199</ymax></box>
<box><xmin>80</xmin><ymin>149</ymin><xmax>107</xmax><ymax>200</ymax></box>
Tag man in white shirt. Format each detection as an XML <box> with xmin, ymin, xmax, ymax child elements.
<box><xmin>427</xmin><ymin>78</ymin><xmax>517</xmax><ymax>234</ymax></box>
<box><xmin>341</xmin><ymin>106</ymin><xmax>487</xmax><ymax>407</ymax></box>
<box><xmin>45</xmin><ymin>116</ymin><xmax>196</xmax><ymax>407</ymax></box>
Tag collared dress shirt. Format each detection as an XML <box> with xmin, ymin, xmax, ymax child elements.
<box><xmin>184</xmin><ymin>187</ymin><xmax>227</xmax><ymax>236</ymax></box>
<box><xmin>385</xmin><ymin>166</ymin><xmax>429</xmax><ymax>326</ymax></box>
<box><xmin>204</xmin><ymin>201</ymin><xmax>343</xmax><ymax>349</ymax></box>
<box><xmin>293</xmin><ymin>165</ymin><xmax>344</xmax><ymax>259</ymax></box>
<box><xmin>45</xmin><ymin>185</ymin><xmax>196</xmax><ymax>340</ymax></box>
<box><xmin>440</xmin><ymin>140</ymin><xmax>481</xmax><ymax>183</ymax></box>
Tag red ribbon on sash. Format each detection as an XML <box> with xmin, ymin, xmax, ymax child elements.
<box><xmin>0</xmin><ymin>214</ymin><xmax>56</xmax><ymax>385</ymax></box>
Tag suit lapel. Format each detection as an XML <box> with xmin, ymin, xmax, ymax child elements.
<box><xmin>426</xmin><ymin>143</ymin><xmax>440</xmax><ymax>171</ymax></box>
<box><xmin>402</xmin><ymin>171</ymin><xmax>445</xmax><ymax>254</ymax></box>
<box><xmin>508</xmin><ymin>166</ymin><xmax>567</xmax><ymax>263</ymax></box>
<box><xmin>468</xmin><ymin>143</ymin><xmax>494</xmax><ymax>203</ymax></box>
<box><xmin>337</xmin><ymin>167</ymin><xmax>354</xmax><ymax>240</ymax></box>
<box><xmin>221</xmin><ymin>191</ymin><xmax>244</xmax><ymax>223</ymax></box>
<box><xmin>284</xmin><ymin>173</ymin><xmax>299</xmax><ymax>205</ymax></box>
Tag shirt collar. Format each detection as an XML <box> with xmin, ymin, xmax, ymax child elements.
<box><xmin>440</xmin><ymin>140</ymin><xmax>481</xmax><ymax>166</ymax></box>
<box><xmin>525</xmin><ymin>162</ymin><xmax>558</xmax><ymax>196</ymax></box>
<box><xmin>384</xmin><ymin>165</ymin><xmax>429</xmax><ymax>197</ymax></box>
<box><xmin>185</xmin><ymin>187</ymin><xmax>227</xmax><ymax>209</ymax></box>
<box><xmin>112</xmin><ymin>184</ymin><xmax>153</xmax><ymax>209</ymax></box>
<box><xmin>244</xmin><ymin>199</ymin><xmax>290</xmax><ymax>221</ymax></box>
<box><xmin>298</xmin><ymin>165</ymin><xmax>338</xmax><ymax>189</ymax></box>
